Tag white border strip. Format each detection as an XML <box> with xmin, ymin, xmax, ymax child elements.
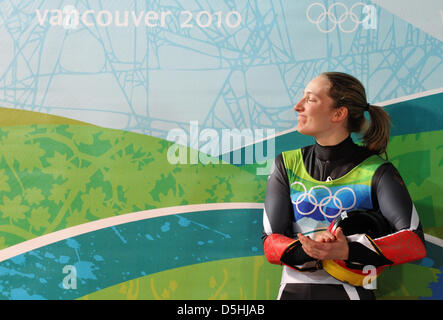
<box><xmin>0</xmin><ymin>202</ymin><xmax>264</xmax><ymax>263</ymax></box>
<box><xmin>1</xmin><ymin>201</ymin><xmax>441</xmax><ymax>264</ymax></box>
<box><xmin>424</xmin><ymin>233</ymin><xmax>443</xmax><ymax>248</ymax></box>
<box><xmin>375</xmin><ymin>87</ymin><xmax>443</xmax><ymax>107</ymax></box>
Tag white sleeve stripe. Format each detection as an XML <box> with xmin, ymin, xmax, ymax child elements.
<box><xmin>347</xmin><ymin>233</ymin><xmax>378</xmax><ymax>254</ymax></box>
<box><xmin>410</xmin><ymin>204</ymin><xmax>419</xmax><ymax>230</ymax></box>
<box><xmin>373</xmin><ymin>204</ymin><xmax>420</xmax><ymax>241</ymax></box>
<box><xmin>263</xmin><ymin>208</ymin><xmax>272</xmax><ymax>235</ymax></box>
<box><xmin>374</xmin><ymin>228</ymin><xmax>409</xmax><ymax>241</ymax></box>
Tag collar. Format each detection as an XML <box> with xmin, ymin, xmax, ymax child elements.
<box><xmin>314</xmin><ymin>136</ymin><xmax>355</xmax><ymax>162</ymax></box>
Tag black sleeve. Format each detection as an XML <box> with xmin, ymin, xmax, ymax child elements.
<box><xmin>347</xmin><ymin>163</ymin><xmax>426</xmax><ymax>267</ymax></box>
<box><xmin>262</xmin><ymin>154</ymin><xmax>316</xmax><ymax>266</ymax></box>
<box><xmin>262</xmin><ymin>154</ymin><xmax>293</xmax><ymax>239</ymax></box>
<box><xmin>374</xmin><ymin>163</ymin><xmax>424</xmax><ymax>241</ymax></box>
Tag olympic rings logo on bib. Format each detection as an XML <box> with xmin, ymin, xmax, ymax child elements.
<box><xmin>306</xmin><ymin>2</ymin><xmax>374</xmax><ymax>33</ymax></box>
<box><xmin>291</xmin><ymin>182</ymin><xmax>357</xmax><ymax>219</ymax></box>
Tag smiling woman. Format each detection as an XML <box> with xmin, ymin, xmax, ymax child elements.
<box><xmin>294</xmin><ymin>72</ymin><xmax>391</xmax><ymax>155</ymax></box>
<box><xmin>262</xmin><ymin>72</ymin><xmax>427</xmax><ymax>300</ymax></box>
<box><xmin>294</xmin><ymin>75</ymin><xmax>341</xmax><ymax>144</ymax></box>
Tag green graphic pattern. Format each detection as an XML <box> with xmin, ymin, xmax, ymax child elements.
<box><xmin>79</xmin><ymin>256</ymin><xmax>282</xmax><ymax>300</ymax></box>
<box><xmin>0</xmin><ymin>111</ymin><xmax>266</xmax><ymax>250</ymax></box>
<box><xmin>0</xmin><ymin>107</ymin><xmax>442</xmax><ymax>299</ymax></box>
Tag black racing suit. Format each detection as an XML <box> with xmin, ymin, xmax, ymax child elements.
<box><xmin>262</xmin><ymin>136</ymin><xmax>426</xmax><ymax>300</ymax></box>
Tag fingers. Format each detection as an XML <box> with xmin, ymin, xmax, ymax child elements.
<box><xmin>321</xmin><ymin>231</ymin><xmax>336</xmax><ymax>242</ymax></box>
<box><xmin>297</xmin><ymin>230</ymin><xmax>348</xmax><ymax>260</ymax></box>
<box><xmin>335</xmin><ymin>227</ymin><xmax>346</xmax><ymax>240</ymax></box>
<box><xmin>312</xmin><ymin>230</ymin><xmax>336</xmax><ymax>242</ymax></box>
<box><xmin>298</xmin><ymin>233</ymin><xmax>325</xmax><ymax>259</ymax></box>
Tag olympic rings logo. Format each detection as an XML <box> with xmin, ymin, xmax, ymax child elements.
<box><xmin>306</xmin><ymin>2</ymin><xmax>377</xmax><ymax>33</ymax></box>
<box><xmin>291</xmin><ymin>182</ymin><xmax>357</xmax><ymax>219</ymax></box>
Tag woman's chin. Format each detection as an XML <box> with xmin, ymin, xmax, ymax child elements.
<box><xmin>296</xmin><ymin>125</ymin><xmax>308</xmax><ymax>135</ymax></box>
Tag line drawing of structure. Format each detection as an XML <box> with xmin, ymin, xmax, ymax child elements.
<box><xmin>0</xmin><ymin>0</ymin><xmax>441</xmax><ymax>152</ymax></box>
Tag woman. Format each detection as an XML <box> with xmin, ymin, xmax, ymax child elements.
<box><xmin>262</xmin><ymin>72</ymin><xmax>427</xmax><ymax>300</ymax></box>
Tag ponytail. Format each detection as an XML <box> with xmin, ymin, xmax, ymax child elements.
<box><xmin>321</xmin><ymin>72</ymin><xmax>391</xmax><ymax>157</ymax></box>
<box><xmin>363</xmin><ymin>104</ymin><xmax>391</xmax><ymax>157</ymax></box>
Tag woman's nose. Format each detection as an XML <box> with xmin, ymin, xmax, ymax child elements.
<box><xmin>294</xmin><ymin>99</ymin><xmax>303</xmax><ymax>112</ymax></box>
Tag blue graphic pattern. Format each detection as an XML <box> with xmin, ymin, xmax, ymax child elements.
<box><xmin>0</xmin><ymin>209</ymin><xmax>263</xmax><ymax>300</ymax></box>
<box><xmin>0</xmin><ymin>0</ymin><xmax>442</xmax><ymax>150</ymax></box>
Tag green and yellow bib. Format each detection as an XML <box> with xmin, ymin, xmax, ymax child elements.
<box><xmin>282</xmin><ymin>149</ymin><xmax>386</xmax><ymax>236</ymax></box>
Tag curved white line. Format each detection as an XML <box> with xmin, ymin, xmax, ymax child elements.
<box><xmin>376</xmin><ymin>87</ymin><xmax>443</xmax><ymax>107</ymax></box>
<box><xmin>1</xmin><ymin>201</ymin><xmax>441</xmax><ymax>264</ymax></box>
<box><xmin>424</xmin><ymin>233</ymin><xmax>443</xmax><ymax>248</ymax></box>
<box><xmin>0</xmin><ymin>202</ymin><xmax>264</xmax><ymax>263</ymax></box>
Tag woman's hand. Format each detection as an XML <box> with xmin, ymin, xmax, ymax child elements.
<box><xmin>298</xmin><ymin>227</ymin><xmax>349</xmax><ymax>260</ymax></box>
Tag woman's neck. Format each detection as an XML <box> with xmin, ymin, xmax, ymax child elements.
<box><xmin>314</xmin><ymin>135</ymin><xmax>354</xmax><ymax>161</ymax></box>
<box><xmin>315</xmin><ymin>129</ymin><xmax>350</xmax><ymax>147</ymax></box>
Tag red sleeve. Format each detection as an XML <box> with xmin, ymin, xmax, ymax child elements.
<box><xmin>263</xmin><ymin>234</ymin><xmax>297</xmax><ymax>265</ymax></box>
<box><xmin>373</xmin><ymin>229</ymin><xmax>426</xmax><ymax>265</ymax></box>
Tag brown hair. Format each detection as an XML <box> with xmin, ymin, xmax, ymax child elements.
<box><xmin>321</xmin><ymin>72</ymin><xmax>391</xmax><ymax>156</ymax></box>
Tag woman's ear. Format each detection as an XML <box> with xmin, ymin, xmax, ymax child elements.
<box><xmin>332</xmin><ymin>106</ymin><xmax>348</xmax><ymax>123</ymax></box>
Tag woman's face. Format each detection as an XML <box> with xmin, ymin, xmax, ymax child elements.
<box><xmin>294</xmin><ymin>75</ymin><xmax>337</xmax><ymax>139</ymax></box>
